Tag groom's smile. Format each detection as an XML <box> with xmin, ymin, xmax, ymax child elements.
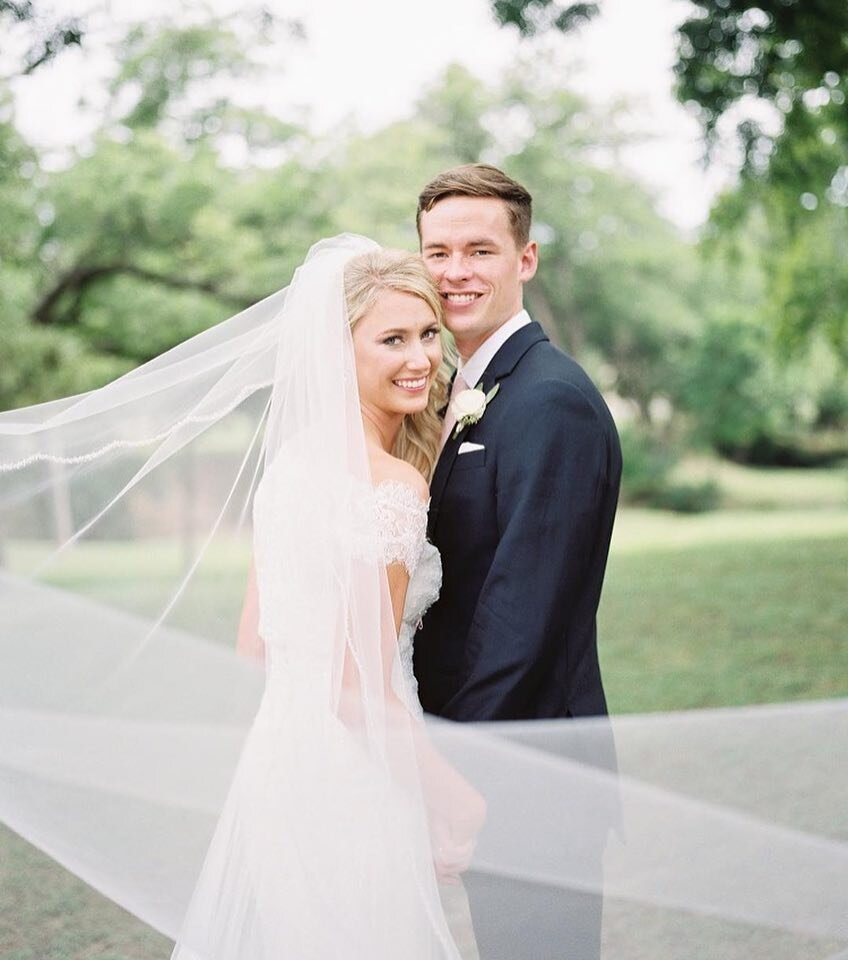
<box><xmin>419</xmin><ymin>195</ymin><xmax>537</xmax><ymax>359</ymax></box>
<box><xmin>442</xmin><ymin>292</ymin><xmax>482</xmax><ymax>305</ymax></box>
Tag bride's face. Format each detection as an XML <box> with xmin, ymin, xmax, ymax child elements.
<box><xmin>352</xmin><ymin>289</ymin><xmax>442</xmax><ymax>419</ymax></box>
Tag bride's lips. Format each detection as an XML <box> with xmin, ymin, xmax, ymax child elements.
<box><xmin>393</xmin><ymin>376</ymin><xmax>429</xmax><ymax>393</ymax></box>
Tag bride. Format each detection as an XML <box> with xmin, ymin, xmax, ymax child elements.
<box><xmin>170</xmin><ymin>239</ymin><xmax>484</xmax><ymax>959</ymax></box>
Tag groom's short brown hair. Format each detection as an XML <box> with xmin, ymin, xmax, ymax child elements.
<box><xmin>416</xmin><ymin>164</ymin><xmax>533</xmax><ymax>248</ymax></box>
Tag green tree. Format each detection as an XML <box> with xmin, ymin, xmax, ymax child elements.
<box><xmin>11</xmin><ymin>20</ymin><xmax>840</xmax><ymax>471</ymax></box>
<box><xmin>675</xmin><ymin>1</ymin><xmax>848</xmax><ymax>174</ymax></box>
<box><xmin>492</xmin><ymin>67</ymin><xmax>702</xmax><ymax>417</ymax></box>
<box><xmin>487</xmin><ymin>0</ymin><xmax>848</xmax><ymax>356</ymax></box>
<box><xmin>0</xmin><ymin>1</ymin><xmax>83</xmax><ymax>77</ymax></box>
<box><xmin>490</xmin><ymin>0</ymin><xmax>597</xmax><ymax>36</ymax></box>
<box><xmin>489</xmin><ymin>1</ymin><xmax>848</xmax><ymax>193</ymax></box>
<box><xmin>339</xmin><ymin>62</ymin><xmax>706</xmax><ymax>421</ymax></box>
<box><xmin>415</xmin><ymin>63</ymin><xmax>494</xmax><ymax>165</ymax></box>
<box><xmin>0</xmin><ymin>17</ymin><xmax>312</xmax><ymax>407</ymax></box>
<box><xmin>683</xmin><ymin>197</ymin><xmax>848</xmax><ymax>460</ymax></box>
<box><xmin>677</xmin><ymin>3</ymin><xmax>848</xmax><ymax>356</ymax></box>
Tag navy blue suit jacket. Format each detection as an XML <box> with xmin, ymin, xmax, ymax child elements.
<box><xmin>414</xmin><ymin>322</ymin><xmax>621</xmax><ymax>722</ymax></box>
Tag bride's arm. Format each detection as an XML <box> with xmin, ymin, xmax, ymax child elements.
<box><xmin>386</xmin><ymin>561</ymin><xmax>411</xmax><ymax>638</ymax></box>
<box><xmin>378</xmin><ymin>561</ymin><xmax>486</xmax><ymax>880</ymax></box>
<box><xmin>352</xmin><ymin>456</ymin><xmax>485</xmax><ymax>877</ymax></box>
<box><xmin>236</xmin><ymin>561</ymin><xmax>265</xmax><ymax>661</ymax></box>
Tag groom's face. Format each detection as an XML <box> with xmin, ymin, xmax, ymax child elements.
<box><xmin>419</xmin><ymin>195</ymin><xmax>537</xmax><ymax>359</ymax></box>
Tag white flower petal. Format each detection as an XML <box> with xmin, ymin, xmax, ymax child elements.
<box><xmin>451</xmin><ymin>389</ymin><xmax>487</xmax><ymax>418</ymax></box>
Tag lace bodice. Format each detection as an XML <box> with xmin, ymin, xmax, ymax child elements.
<box><xmin>374</xmin><ymin>482</ymin><xmax>442</xmax><ymax>715</ymax></box>
<box><xmin>373</xmin><ymin>481</ymin><xmax>429</xmax><ymax>577</ymax></box>
<box><xmin>252</xmin><ymin>465</ymin><xmax>440</xmax><ymax>712</ymax></box>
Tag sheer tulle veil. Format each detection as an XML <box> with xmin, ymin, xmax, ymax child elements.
<box><xmin>0</xmin><ymin>235</ymin><xmax>846</xmax><ymax>958</ymax></box>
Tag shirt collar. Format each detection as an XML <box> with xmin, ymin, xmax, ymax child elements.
<box><xmin>457</xmin><ymin>310</ymin><xmax>532</xmax><ymax>388</ymax></box>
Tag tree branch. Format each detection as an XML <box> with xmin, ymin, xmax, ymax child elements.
<box><xmin>32</xmin><ymin>263</ymin><xmax>253</xmax><ymax>326</ymax></box>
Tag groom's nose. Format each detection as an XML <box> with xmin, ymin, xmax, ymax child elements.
<box><xmin>443</xmin><ymin>253</ymin><xmax>473</xmax><ymax>283</ymax></box>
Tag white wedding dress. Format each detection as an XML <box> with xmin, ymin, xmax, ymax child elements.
<box><xmin>379</xmin><ymin>482</ymin><xmax>442</xmax><ymax>718</ymax></box>
<box><xmin>171</xmin><ymin>475</ymin><xmax>456</xmax><ymax>960</ymax></box>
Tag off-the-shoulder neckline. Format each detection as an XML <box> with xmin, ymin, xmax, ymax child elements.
<box><xmin>372</xmin><ymin>478</ymin><xmax>430</xmax><ymax>507</ymax></box>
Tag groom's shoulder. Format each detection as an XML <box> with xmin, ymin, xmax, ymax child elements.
<box><xmin>518</xmin><ymin>337</ymin><xmax>604</xmax><ymax>401</ymax></box>
<box><xmin>508</xmin><ymin>339</ymin><xmax>616</xmax><ymax>436</ymax></box>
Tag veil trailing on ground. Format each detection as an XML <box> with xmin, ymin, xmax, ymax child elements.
<box><xmin>0</xmin><ymin>235</ymin><xmax>846</xmax><ymax>959</ymax></box>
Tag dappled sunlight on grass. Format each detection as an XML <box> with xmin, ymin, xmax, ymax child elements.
<box><xmin>675</xmin><ymin>456</ymin><xmax>848</xmax><ymax>509</ymax></box>
<box><xmin>611</xmin><ymin>506</ymin><xmax>848</xmax><ymax>553</ymax></box>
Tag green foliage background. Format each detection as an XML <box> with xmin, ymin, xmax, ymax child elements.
<box><xmin>2</xmin><ymin>10</ymin><xmax>846</xmax><ymax>481</ymax></box>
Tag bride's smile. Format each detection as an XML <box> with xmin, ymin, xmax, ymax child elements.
<box><xmin>351</xmin><ymin>287</ymin><xmax>443</xmax><ymax>423</ymax></box>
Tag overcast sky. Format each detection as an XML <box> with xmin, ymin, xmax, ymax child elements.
<box><xmin>11</xmin><ymin>0</ymin><xmax>736</xmax><ymax>231</ymax></box>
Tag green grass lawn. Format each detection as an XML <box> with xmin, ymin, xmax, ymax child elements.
<box><xmin>0</xmin><ymin>837</ymin><xmax>170</xmax><ymax>960</ymax></box>
<box><xmin>675</xmin><ymin>455</ymin><xmax>848</xmax><ymax>509</ymax></box>
<box><xmin>600</xmin><ymin>531</ymin><xmax>848</xmax><ymax>713</ymax></box>
<box><xmin>2</xmin><ymin>465</ymin><xmax>847</xmax><ymax>959</ymax></box>
<box><xmin>599</xmin><ymin>473</ymin><xmax>847</xmax><ymax>712</ymax></box>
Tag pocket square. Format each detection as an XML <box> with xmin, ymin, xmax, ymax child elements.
<box><xmin>458</xmin><ymin>442</ymin><xmax>485</xmax><ymax>455</ymax></box>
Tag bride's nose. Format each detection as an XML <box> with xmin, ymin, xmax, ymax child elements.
<box><xmin>404</xmin><ymin>340</ymin><xmax>432</xmax><ymax>372</ymax></box>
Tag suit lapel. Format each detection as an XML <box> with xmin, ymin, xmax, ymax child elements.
<box><xmin>428</xmin><ymin>427</ymin><xmax>465</xmax><ymax>536</ymax></box>
<box><xmin>479</xmin><ymin>320</ymin><xmax>547</xmax><ymax>385</ymax></box>
<box><xmin>428</xmin><ymin>322</ymin><xmax>548</xmax><ymax>538</ymax></box>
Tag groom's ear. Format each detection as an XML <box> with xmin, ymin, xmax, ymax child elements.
<box><xmin>519</xmin><ymin>241</ymin><xmax>538</xmax><ymax>283</ymax></box>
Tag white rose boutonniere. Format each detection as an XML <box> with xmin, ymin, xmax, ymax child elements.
<box><xmin>451</xmin><ymin>381</ymin><xmax>500</xmax><ymax>439</ymax></box>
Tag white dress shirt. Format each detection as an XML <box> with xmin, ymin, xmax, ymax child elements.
<box><xmin>456</xmin><ymin>309</ymin><xmax>532</xmax><ymax>389</ymax></box>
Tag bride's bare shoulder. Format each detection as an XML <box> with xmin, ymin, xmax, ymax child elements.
<box><xmin>368</xmin><ymin>450</ymin><xmax>429</xmax><ymax>503</ymax></box>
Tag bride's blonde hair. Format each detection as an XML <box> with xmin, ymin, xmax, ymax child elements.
<box><xmin>344</xmin><ymin>249</ymin><xmax>453</xmax><ymax>481</ymax></box>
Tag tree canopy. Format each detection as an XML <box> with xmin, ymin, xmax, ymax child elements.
<box><xmin>0</xmin><ymin>1</ymin><xmax>84</xmax><ymax>77</ymax></box>
<box><xmin>675</xmin><ymin>1</ymin><xmax>848</xmax><ymax>158</ymax></box>
<box><xmin>489</xmin><ymin>0</ymin><xmax>848</xmax><ymax>185</ymax></box>
<box><xmin>490</xmin><ymin>1</ymin><xmax>597</xmax><ymax>36</ymax></box>
<box><xmin>488</xmin><ymin>0</ymin><xmax>848</xmax><ymax>356</ymax></box>
<box><xmin>1</xmin><ymin>14</ymin><xmax>845</xmax><ymax>472</ymax></box>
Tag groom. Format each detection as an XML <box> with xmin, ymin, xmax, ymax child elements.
<box><xmin>413</xmin><ymin>164</ymin><xmax>620</xmax><ymax>960</ymax></box>
<box><xmin>414</xmin><ymin>164</ymin><xmax>621</xmax><ymax>724</ymax></box>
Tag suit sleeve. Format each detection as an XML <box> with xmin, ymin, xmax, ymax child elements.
<box><xmin>440</xmin><ymin>379</ymin><xmax>610</xmax><ymax>721</ymax></box>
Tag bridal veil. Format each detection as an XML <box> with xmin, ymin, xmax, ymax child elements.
<box><xmin>0</xmin><ymin>235</ymin><xmax>845</xmax><ymax>958</ymax></box>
